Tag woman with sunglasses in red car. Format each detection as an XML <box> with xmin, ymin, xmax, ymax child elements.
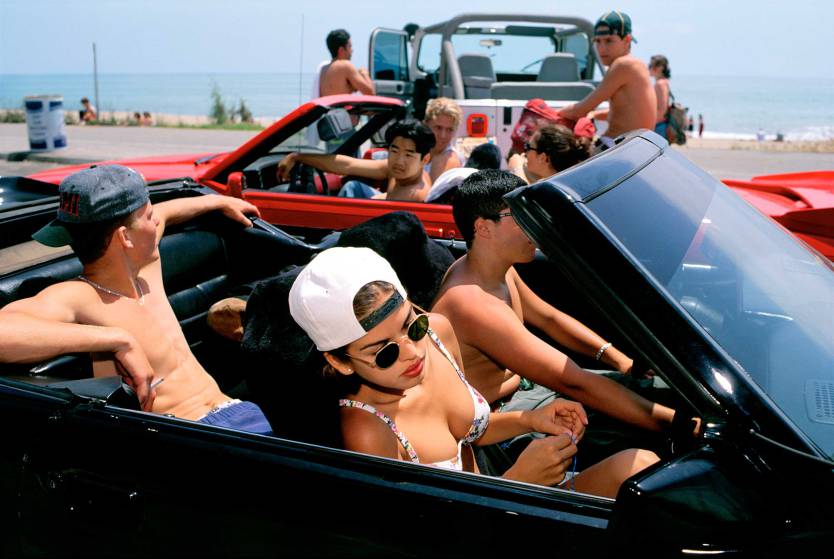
<box><xmin>289</xmin><ymin>247</ymin><xmax>653</xmax><ymax>497</ymax></box>
<box><xmin>509</xmin><ymin>124</ymin><xmax>593</xmax><ymax>185</ymax></box>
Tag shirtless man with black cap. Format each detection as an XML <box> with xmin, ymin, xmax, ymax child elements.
<box><xmin>0</xmin><ymin>165</ymin><xmax>273</xmax><ymax>435</ymax></box>
<box><xmin>559</xmin><ymin>11</ymin><xmax>656</xmax><ymax>152</ymax></box>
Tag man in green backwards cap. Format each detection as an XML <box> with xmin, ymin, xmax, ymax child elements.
<box><xmin>559</xmin><ymin>10</ymin><xmax>656</xmax><ymax>153</ymax></box>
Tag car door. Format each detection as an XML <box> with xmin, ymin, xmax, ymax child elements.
<box><xmin>7</xmin><ymin>383</ymin><xmax>616</xmax><ymax>557</ymax></box>
<box><xmin>369</xmin><ymin>28</ymin><xmax>414</xmax><ymax>103</ymax></box>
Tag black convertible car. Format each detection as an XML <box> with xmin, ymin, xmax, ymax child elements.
<box><xmin>0</xmin><ymin>131</ymin><xmax>832</xmax><ymax>557</ymax></box>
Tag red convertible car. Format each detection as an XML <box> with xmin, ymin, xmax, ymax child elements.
<box><xmin>25</xmin><ymin>94</ymin><xmax>834</xmax><ymax>258</ymax></box>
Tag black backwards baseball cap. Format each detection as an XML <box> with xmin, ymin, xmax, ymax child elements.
<box><xmin>594</xmin><ymin>11</ymin><xmax>636</xmax><ymax>42</ymax></box>
<box><xmin>32</xmin><ymin>164</ymin><xmax>149</xmax><ymax>247</ymax></box>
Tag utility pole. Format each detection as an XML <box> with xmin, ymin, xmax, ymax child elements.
<box><xmin>297</xmin><ymin>14</ymin><xmax>304</xmax><ymax>107</ymax></box>
<box><xmin>92</xmin><ymin>42</ymin><xmax>100</xmax><ymax>118</ymax></box>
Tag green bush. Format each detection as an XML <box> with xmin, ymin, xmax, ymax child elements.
<box><xmin>237</xmin><ymin>98</ymin><xmax>254</xmax><ymax>123</ymax></box>
<box><xmin>0</xmin><ymin>109</ymin><xmax>26</xmax><ymax>123</ymax></box>
<box><xmin>210</xmin><ymin>84</ymin><xmax>229</xmax><ymax>125</ymax></box>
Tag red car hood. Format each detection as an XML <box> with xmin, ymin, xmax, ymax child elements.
<box><xmin>723</xmin><ymin>171</ymin><xmax>834</xmax><ymax>259</ymax></box>
<box><xmin>27</xmin><ymin>152</ymin><xmax>224</xmax><ymax>185</ymax></box>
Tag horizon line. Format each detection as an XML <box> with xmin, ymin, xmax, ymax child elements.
<box><xmin>0</xmin><ymin>71</ymin><xmax>829</xmax><ymax>81</ymax></box>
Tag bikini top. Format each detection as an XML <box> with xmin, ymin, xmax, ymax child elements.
<box><xmin>339</xmin><ymin>328</ymin><xmax>491</xmax><ymax>471</ymax></box>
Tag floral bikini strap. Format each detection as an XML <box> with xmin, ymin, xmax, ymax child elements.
<box><xmin>426</xmin><ymin>329</ymin><xmax>466</xmax><ymax>383</ymax></box>
<box><xmin>338</xmin><ymin>399</ymin><xmax>420</xmax><ymax>463</ymax></box>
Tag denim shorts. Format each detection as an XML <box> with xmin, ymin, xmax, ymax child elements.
<box><xmin>197</xmin><ymin>400</ymin><xmax>273</xmax><ymax>436</ymax></box>
<box><xmin>654</xmin><ymin>121</ymin><xmax>668</xmax><ymax>139</ymax></box>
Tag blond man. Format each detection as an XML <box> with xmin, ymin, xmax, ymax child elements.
<box><xmin>423</xmin><ymin>98</ymin><xmax>465</xmax><ymax>182</ymax></box>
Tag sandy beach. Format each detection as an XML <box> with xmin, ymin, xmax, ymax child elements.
<box><xmin>683</xmin><ymin>135</ymin><xmax>834</xmax><ymax>154</ymax></box>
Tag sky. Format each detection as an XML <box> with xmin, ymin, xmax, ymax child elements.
<box><xmin>0</xmin><ymin>0</ymin><xmax>831</xmax><ymax>79</ymax></box>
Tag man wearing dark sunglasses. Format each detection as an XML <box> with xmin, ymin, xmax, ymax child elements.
<box><xmin>289</xmin><ymin>246</ymin><xmax>658</xmax><ymax>494</ymax></box>
<box><xmin>432</xmin><ymin>170</ymin><xmax>685</xmax><ymax>467</ymax></box>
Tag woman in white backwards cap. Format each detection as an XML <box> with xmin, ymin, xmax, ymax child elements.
<box><xmin>290</xmin><ymin>247</ymin><xmax>652</xmax><ymax>497</ymax></box>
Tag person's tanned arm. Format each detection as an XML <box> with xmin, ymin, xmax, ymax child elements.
<box><xmin>445</xmin><ymin>291</ymin><xmax>674</xmax><ymax>431</ymax></box>
<box><xmin>348</xmin><ymin>66</ymin><xmax>376</xmax><ymax>95</ymax></box>
<box><xmin>511</xmin><ymin>269</ymin><xmax>634</xmax><ymax>373</ymax></box>
<box><xmin>153</xmin><ymin>195</ymin><xmax>260</xmax><ymax>242</ymax></box>
<box><xmin>277</xmin><ymin>152</ymin><xmax>389</xmax><ymax>182</ymax></box>
<box><xmin>0</xmin><ymin>287</ymin><xmax>157</xmax><ymax>410</ymax></box>
<box><xmin>559</xmin><ymin>58</ymin><xmax>630</xmax><ymax>121</ymax></box>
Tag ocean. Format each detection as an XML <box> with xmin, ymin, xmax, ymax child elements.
<box><xmin>1</xmin><ymin>72</ymin><xmax>832</xmax><ymax>141</ymax></box>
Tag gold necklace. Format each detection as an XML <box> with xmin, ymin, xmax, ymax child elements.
<box><xmin>78</xmin><ymin>275</ymin><xmax>145</xmax><ymax>305</ymax></box>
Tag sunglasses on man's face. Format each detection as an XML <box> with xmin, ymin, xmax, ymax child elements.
<box><xmin>347</xmin><ymin>310</ymin><xmax>430</xmax><ymax>369</ymax></box>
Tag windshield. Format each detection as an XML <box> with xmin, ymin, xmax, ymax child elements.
<box><xmin>587</xmin><ymin>148</ymin><xmax>834</xmax><ymax>458</ymax></box>
<box><xmin>269</xmin><ymin>107</ymin><xmax>393</xmax><ymax>155</ymax></box>
<box><xmin>451</xmin><ymin>33</ymin><xmax>556</xmax><ymax>75</ymax></box>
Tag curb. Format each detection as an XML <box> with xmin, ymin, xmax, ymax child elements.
<box><xmin>0</xmin><ymin>151</ymin><xmax>98</xmax><ymax>165</ymax></box>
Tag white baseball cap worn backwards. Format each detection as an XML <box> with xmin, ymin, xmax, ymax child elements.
<box><xmin>289</xmin><ymin>247</ymin><xmax>408</xmax><ymax>351</ymax></box>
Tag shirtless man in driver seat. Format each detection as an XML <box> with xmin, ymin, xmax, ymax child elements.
<box><xmin>0</xmin><ymin>165</ymin><xmax>272</xmax><ymax>435</ymax></box>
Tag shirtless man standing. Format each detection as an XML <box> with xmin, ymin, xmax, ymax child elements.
<box><xmin>277</xmin><ymin>119</ymin><xmax>435</xmax><ymax>201</ymax></box>
<box><xmin>319</xmin><ymin>29</ymin><xmax>376</xmax><ymax>97</ymax></box>
<box><xmin>0</xmin><ymin>165</ymin><xmax>272</xmax><ymax>435</ymax></box>
<box><xmin>559</xmin><ymin>11</ymin><xmax>656</xmax><ymax>152</ymax></box>
<box><xmin>432</xmin><ymin>171</ymin><xmax>680</xmax><ymax>461</ymax></box>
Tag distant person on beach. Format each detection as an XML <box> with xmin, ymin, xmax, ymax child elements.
<box><xmin>558</xmin><ymin>11</ymin><xmax>655</xmax><ymax>153</ymax></box>
<box><xmin>316</xmin><ymin>29</ymin><xmax>375</xmax><ymax>98</ymax></box>
<box><xmin>698</xmin><ymin>114</ymin><xmax>704</xmax><ymax>137</ymax></box>
<box><xmin>277</xmin><ymin>119</ymin><xmax>434</xmax><ymax>202</ymax></box>
<box><xmin>79</xmin><ymin>97</ymin><xmax>97</xmax><ymax>124</ymax></box>
<box><xmin>424</xmin><ymin>98</ymin><xmax>465</xmax><ymax>182</ymax></box>
<box><xmin>648</xmin><ymin>55</ymin><xmax>671</xmax><ymax>139</ymax></box>
<box><xmin>141</xmin><ymin>112</ymin><xmax>153</xmax><ymax>126</ymax></box>
<box><xmin>132</xmin><ymin>112</ymin><xmax>142</xmax><ymax>125</ymax></box>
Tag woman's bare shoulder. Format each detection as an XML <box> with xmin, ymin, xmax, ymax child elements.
<box><xmin>340</xmin><ymin>404</ymin><xmax>401</xmax><ymax>459</ymax></box>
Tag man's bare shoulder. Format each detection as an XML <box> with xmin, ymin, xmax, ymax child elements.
<box><xmin>11</xmin><ymin>279</ymin><xmax>92</xmax><ymax>307</ymax></box>
<box><xmin>325</xmin><ymin>60</ymin><xmax>357</xmax><ymax>74</ymax></box>
<box><xmin>435</xmin><ymin>279</ymin><xmax>485</xmax><ymax>308</ymax></box>
<box><xmin>433</xmin><ymin>282</ymin><xmax>510</xmax><ymax>324</ymax></box>
<box><xmin>2</xmin><ymin>279</ymin><xmax>96</xmax><ymax>322</ymax></box>
<box><xmin>611</xmin><ymin>55</ymin><xmax>650</xmax><ymax>77</ymax></box>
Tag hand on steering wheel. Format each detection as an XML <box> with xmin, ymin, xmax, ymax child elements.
<box><xmin>289</xmin><ymin>162</ymin><xmax>330</xmax><ymax>195</ymax></box>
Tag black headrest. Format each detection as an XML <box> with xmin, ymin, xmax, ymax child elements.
<box><xmin>336</xmin><ymin>211</ymin><xmax>454</xmax><ymax>309</ymax></box>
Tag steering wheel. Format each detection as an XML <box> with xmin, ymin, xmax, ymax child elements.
<box><xmin>288</xmin><ymin>162</ymin><xmax>330</xmax><ymax>195</ymax></box>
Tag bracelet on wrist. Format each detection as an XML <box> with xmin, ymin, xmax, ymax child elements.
<box><xmin>594</xmin><ymin>342</ymin><xmax>612</xmax><ymax>361</ymax></box>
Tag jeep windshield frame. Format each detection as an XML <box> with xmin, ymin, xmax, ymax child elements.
<box><xmin>412</xmin><ymin>13</ymin><xmax>602</xmax><ymax>98</ymax></box>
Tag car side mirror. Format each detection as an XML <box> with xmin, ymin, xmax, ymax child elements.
<box><xmin>608</xmin><ymin>447</ymin><xmax>771</xmax><ymax>553</ymax></box>
<box><xmin>317</xmin><ymin>108</ymin><xmax>353</xmax><ymax>142</ymax></box>
<box><xmin>227</xmin><ymin>171</ymin><xmax>245</xmax><ymax>198</ymax></box>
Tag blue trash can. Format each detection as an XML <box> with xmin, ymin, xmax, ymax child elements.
<box><xmin>24</xmin><ymin>95</ymin><xmax>67</xmax><ymax>151</ymax></box>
